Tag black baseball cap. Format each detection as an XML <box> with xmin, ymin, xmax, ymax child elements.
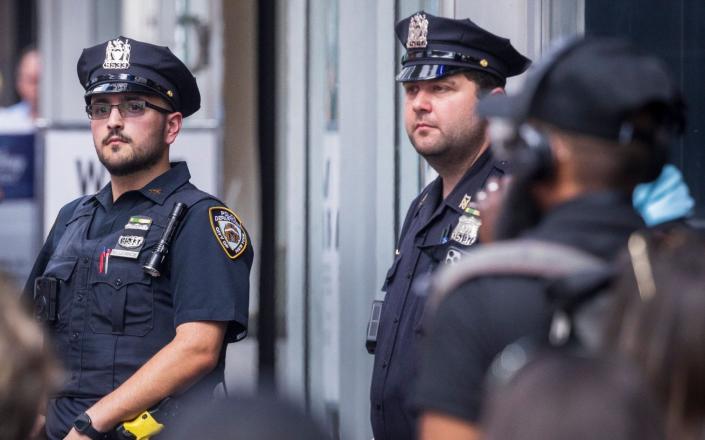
<box><xmin>395</xmin><ymin>11</ymin><xmax>531</xmax><ymax>84</ymax></box>
<box><xmin>479</xmin><ymin>37</ymin><xmax>686</xmax><ymax>141</ymax></box>
<box><xmin>77</xmin><ymin>36</ymin><xmax>201</xmax><ymax>117</ymax></box>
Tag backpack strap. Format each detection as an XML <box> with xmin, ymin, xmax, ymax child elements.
<box><xmin>428</xmin><ymin>239</ymin><xmax>607</xmax><ymax>315</ymax></box>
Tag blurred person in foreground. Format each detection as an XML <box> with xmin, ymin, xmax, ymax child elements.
<box><xmin>0</xmin><ymin>271</ymin><xmax>59</xmax><ymax>440</ymax></box>
<box><xmin>413</xmin><ymin>36</ymin><xmax>685</xmax><ymax>440</ymax></box>
<box><xmin>164</xmin><ymin>395</ymin><xmax>329</xmax><ymax>440</ymax></box>
<box><xmin>482</xmin><ymin>352</ymin><xmax>664</xmax><ymax>440</ymax></box>
<box><xmin>370</xmin><ymin>11</ymin><xmax>530</xmax><ymax>439</ymax></box>
<box><xmin>605</xmin><ymin>228</ymin><xmax>705</xmax><ymax>439</ymax></box>
<box><xmin>24</xmin><ymin>36</ymin><xmax>252</xmax><ymax>439</ymax></box>
<box><xmin>0</xmin><ymin>47</ymin><xmax>41</xmax><ymax>126</ymax></box>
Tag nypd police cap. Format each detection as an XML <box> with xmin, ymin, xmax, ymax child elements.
<box><xmin>77</xmin><ymin>36</ymin><xmax>200</xmax><ymax>117</ymax></box>
<box><xmin>396</xmin><ymin>11</ymin><xmax>531</xmax><ymax>84</ymax></box>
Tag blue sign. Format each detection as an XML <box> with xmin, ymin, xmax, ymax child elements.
<box><xmin>0</xmin><ymin>133</ymin><xmax>35</xmax><ymax>199</ymax></box>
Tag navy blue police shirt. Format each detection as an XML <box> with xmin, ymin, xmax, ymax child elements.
<box><xmin>370</xmin><ymin>150</ymin><xmax>506</xmax><ymax>440</ymax></box>
<box><xmin>24</xmin><ymin>162</ymin><xmax>251</xmax><ymax>438</ymax></box>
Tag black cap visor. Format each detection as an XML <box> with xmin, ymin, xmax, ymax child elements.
<box><xmin>84</xmin><ymin>73</ymin><xmax>177</xmax><ymax>110</ymax></box>
<box><xmin>396</xmin><ymin>64</ymin><xmax>470</xmax><ymax>82</ymax></box>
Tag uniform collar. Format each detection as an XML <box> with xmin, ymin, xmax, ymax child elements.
<box><xmin>415</xmin><ymin>175</ymin><xmax>444</xmax><ymax>219</ymax></box>
<box><xmin>85</xmin><ymin>161</ymin><xmax>192</xmax><ymax>208</ymax></box>
<box><xmin>138</xmin><ymin>161</ymin><xmax>192</xmax><ymax>204</ymax></box>
<box><xmin>443</xmin><ymin>149</ymin><xmax>496</xmax><ymax>214</ymax></box>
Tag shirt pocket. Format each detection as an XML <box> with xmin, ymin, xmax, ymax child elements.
<box><xmin>89</xmin><ymin>261</ymin><xmax>154</xmax><ymax>336</ymax></box>
<box><xmin>42</xmin><ymin>255</ymin><xmax>78</xmax><ymax>330</ymax></box>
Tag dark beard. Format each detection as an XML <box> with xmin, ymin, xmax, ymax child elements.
<box><xmin>100</xmin><ymin>145</ymin><xmax>164</xmax><ymax>176</ymax></box>
<box><xmin>416</xmin><ymin>120</ymin><xmax>488</xmax><ymax>171</ymax></box>
<box><xmin>97</xmin><ymin>124</ymin><xmax>166</xmax><ymax>177</ymax></box>
<box><xmin>493</xmin><ymin>168</ymin><xmax>544</xmax><ymax>241</ymax></box>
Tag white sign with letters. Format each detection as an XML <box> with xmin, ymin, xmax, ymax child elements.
<box><xmin>42</xmin><ymin>128</ymin><xmax>219</xmax><ymax>237</ymax></box>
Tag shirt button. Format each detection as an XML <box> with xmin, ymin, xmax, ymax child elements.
<box><xmin>76</xmin><ymin>294</ymin><xmax>83</xmax><ymax>302</ymax></box>
<box><xmin>375</xmin><ymin>403</ymin><xmax>382</xmax><ymax>411</ymax></box>
<box><xmin>82</xmin><ymin>257</ymin><xmax>89</xmax><ymax>264</ymax></box>
<box><xmin>382</xmin><ymin>362</ymin><xmax>388</xmax><ymax>369</ymax></box>
<box><xmin>393</xmin><ymin>317</ymin><xmax>399</xmax><ymax>324</ymax></box>
<box><xmin>406</xmin><ymin>272</ymin><xmax>412</xmax><ymax>279</ymax></box>
<box><xmin>71</xmin><ymin>332</ymin><xmax>79</xmax><ymax>340</ymax></box>
<box><xmin>114</xmin><ymin>278</ymin><xmax>123</xmax><ymax>287</ymax></box>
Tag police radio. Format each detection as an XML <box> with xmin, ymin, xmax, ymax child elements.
<box><xmin>366</xmin><ymin>300</ymin><xmax>384</xmax><ymax>354</ymax></box>
<box><xmin>34</xmin><ymin>276</ymin><xmax>58</xmax><ymax>322</ymax></box>
<box><xmin>143</xmin><ymin>202</ymin><xmax>187</xmax><ymax>277</ymax></box>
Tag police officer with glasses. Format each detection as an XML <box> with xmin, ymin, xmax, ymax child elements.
<box><xmin>25</xmin><ymin>37</ymin><xmax>252</xmax><ymax>440</ymax></box>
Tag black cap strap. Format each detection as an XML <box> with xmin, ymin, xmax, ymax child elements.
<box><xmin>87</xmin><ymin>74</ymin><xmax>175</xmax><ymax>102</ymax></box>
<box><xmin>402</xmin><ymin>49</ymin><xmax>484</xmax><ymax>65</ymax></box>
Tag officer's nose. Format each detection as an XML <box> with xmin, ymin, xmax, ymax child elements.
<box><xmin>106</xmin><ymin>105</ymin><xmax>125</xmax><ymax>130</ymax></box>
<box><xmin>411</xmin><ymin>90</ymin><xmax>432</xmax><ymax>113</ymax></box>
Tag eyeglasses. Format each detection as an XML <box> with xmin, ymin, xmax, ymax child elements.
<box><xmin>85</xmin><ymin>100</ymin><xmax>172</xmax><ymax>120</ymax></box>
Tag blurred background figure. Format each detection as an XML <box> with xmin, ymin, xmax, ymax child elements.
<box><xmin>605</xmin><ymin>228</ymin><xmax>705</xmax><ymax>440</ymax></box>
<box><xmin>0</xmin><ymin>46</ymin><xmax>40</xmax><ymax>125</ymax></box>
<box><xmin>164</xmin><ymin>395</ymin><xmax>330</xmax><ymax>440</ymax></box>
<box><xmin>481</xmin><ymin>352</ymin><xmax>664</xmax><ymax>440</ymax></box>
<box><xmin>0</xmin><ymin>270</ymin><xmax>59</xmax><ymax>440</ymax></box>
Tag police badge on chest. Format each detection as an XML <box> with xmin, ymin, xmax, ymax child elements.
<box><xmin>445</xmin><ymin>208</ymin><xmax>482</xmax><ymax>265</ymax></box>
<box><xmin>111</xmin><ymin>216</ymin><xmax>153</xmax><ymax>259</ymax></box>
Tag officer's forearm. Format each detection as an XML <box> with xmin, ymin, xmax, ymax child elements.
<box><xmin>84</xmin><ymin>320</ymin><xmax>226</xmax><ymax>432</ymax></box>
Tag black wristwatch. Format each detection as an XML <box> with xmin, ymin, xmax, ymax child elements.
<box><xmin>73</xmin><ymin>412</ymin><xmax>106</xmax><ymax>440</ymax></box>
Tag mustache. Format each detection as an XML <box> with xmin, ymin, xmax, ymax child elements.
<box><xmin>102</xmin><ymin>130</ymin><xmax>132</xmax><ymax>145</ymax></box>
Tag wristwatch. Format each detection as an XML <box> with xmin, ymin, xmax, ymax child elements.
<box><xmin>73</xmin><ymin>412</ymin><xmax>106</xmax><ymax>440</ymax></box>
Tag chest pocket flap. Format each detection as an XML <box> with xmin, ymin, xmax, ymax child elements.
<box><xmin>44</xmin><ymin>255</ymin><xmax>78</xmax><ymax>281</ymax></box>
<box><xmin>89</xmin><ymin>262</ymin><xmax>153</xmax><ymax>336</ymax></box>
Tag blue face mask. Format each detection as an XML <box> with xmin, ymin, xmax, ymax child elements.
<box><xmin>633</xmin><ymin>164</ymin><xmax>694</xmax><ymax>226</ymax></box>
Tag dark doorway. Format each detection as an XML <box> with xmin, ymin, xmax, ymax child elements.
<box><xmin>586</xmin><ymin>0</ymin><xmax>705</xmax><ymax>218</ymax></box>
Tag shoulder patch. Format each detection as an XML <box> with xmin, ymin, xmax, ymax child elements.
<box><xmin>208</xmin><ymin>206</ymin><xmax>248</xmax><ymax>259</ymax></box>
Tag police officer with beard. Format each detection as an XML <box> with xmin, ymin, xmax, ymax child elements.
<box><xmin>25</xmin><ymin>37</ymin><xmax>252</xmax><ymax>439</ymax></box>
<box><xmin>413</xmin><ymin>36</ymin><xmax>685</xmax><ymax>440</ymax></box>
<box><xmin>369</xmin><ymin>11</ymin><xmax>530</xmax><ymax>440</ymax></box>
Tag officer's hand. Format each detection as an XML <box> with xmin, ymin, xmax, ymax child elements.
<box><xmin>476</xmin><ymin>176</ymin><xmax>512</xmax><ymax>244</ymax></box>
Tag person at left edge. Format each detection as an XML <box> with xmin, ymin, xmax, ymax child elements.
<box><xmin>369</xmin><ymin>11</ymin><xmax>530</xmax><ymax>440</ymax></box>
<box><xmin>22</xmin><ymin>36</ymin><xmax>252</xmax><ymax>440</ymax></box>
